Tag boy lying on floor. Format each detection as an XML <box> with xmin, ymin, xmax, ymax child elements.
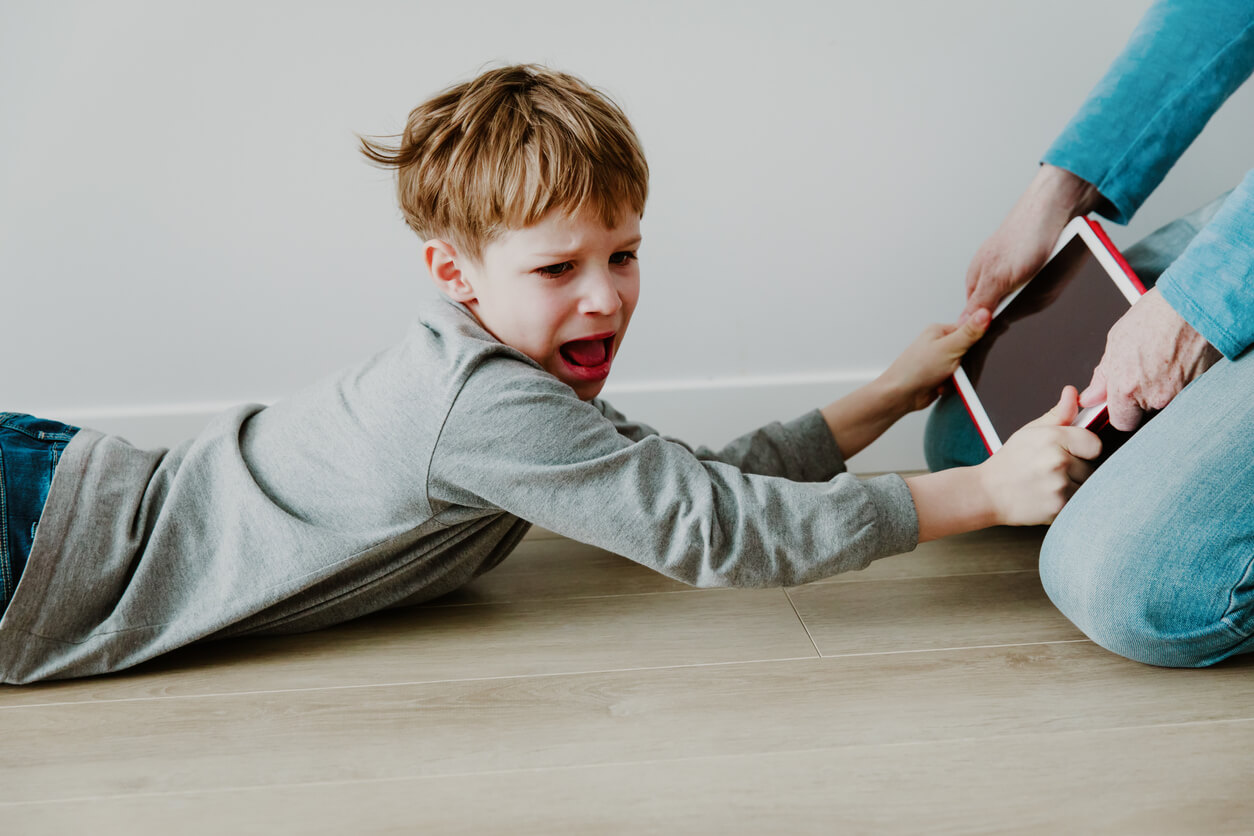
<box><xmin>0</xmin><ymin>65</ymin><xmax>1099</xmax><ymax>683</ymax></box>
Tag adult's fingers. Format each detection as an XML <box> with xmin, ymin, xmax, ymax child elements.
<box><xmin>962</xmin><ymin>282</ymin><xmax>1002</xmax><ymax>320</ymax></box>
<box><xmin>1079</xmin><ymin>367</ymin><xmax>1107</xmax><ymax>409</ymax></box>
<box><xmin>1106</xmin><ymin>390</ymin><xmax>1145</xmax><ymax>432</ymax></box>
<box><xmin>964</xmin><ymin>255</ymin><xmax>988</xmax><ymax>300</ymax></box>
<box><xmin>963</xmin><ymin>251</ymin><xmax>1001</xmax><ymax>313</ymax></box>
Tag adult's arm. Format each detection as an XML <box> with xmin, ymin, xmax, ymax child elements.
<box><xmin>1156</xmin><ymin>170</ymin><xmax>1254</xmax><ymax>358</ymax></box>
<box><xmin>1042</xmin><ymin>0</ymin><xmax>1254</xmax><ymax>225</ymax></box>
<box><xmin>965</xmin><ymin>1</ymin><xmax>1254</xmax><ymax>317</ymax></box>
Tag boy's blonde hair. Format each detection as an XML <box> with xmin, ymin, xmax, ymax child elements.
<box><xmin>361</xmin><ymin>64</ymin><xmax>649</xmax><ymax>260</ymax></box>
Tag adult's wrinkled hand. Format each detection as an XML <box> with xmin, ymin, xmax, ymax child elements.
<box><xmin>1079</xmin><ymin>288</ymin><xmax>1222</xmax><ymax>430</ymax></box>
<box><xmin>962</xmin><ymin>165</ymin><xmax>1103</xmax><ymax>318</ymax></box>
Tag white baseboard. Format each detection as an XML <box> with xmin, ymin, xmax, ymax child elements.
<box><xmin>602</xmin><ymin>373</ymin><xmax>928</xmax><ymax>473</ymax></box>
<box><xmin>40</xmin><ymin>373</ymin><xmax>929</xmax><ymax>474</ymax></box>
<box><xmin>46</xmin><ymin>402</ymin><xmax>246</xmax><ymax>453</ymax></box>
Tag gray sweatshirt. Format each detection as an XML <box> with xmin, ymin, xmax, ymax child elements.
<box><xmin>0</xmin><ymin>300</ymin><xmax>918</xmax><ymax>683</ymax></box>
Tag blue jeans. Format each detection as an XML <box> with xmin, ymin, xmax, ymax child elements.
<box><xmin>0</xmin><ymin>413</ymin><xmax>80</xmax><ymax>612</ymax></box>
<box><xmin>923</xmin><ymin>192</ymin><xmax>1251</xmax><ymax>667</ymax></box>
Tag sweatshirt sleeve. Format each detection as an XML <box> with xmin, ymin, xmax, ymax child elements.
<box><xmin>589</xmin><ymin>398</ymin><xmax>847</xmax><ymax>483</ymax></box>
<box><xmin>427</xmin><ymin>360</ymin><xmax>918</xmax><ymax>588</ymax></box>
<box><xmin>1156</xmin><ymin>169</ymin><xmax>1254</xmax><ymax>358</ymax></box>
<box><xmin>1042</xmin><ymin>0</ymin><xmax>1254</xmax><ymax>224</ymax></box>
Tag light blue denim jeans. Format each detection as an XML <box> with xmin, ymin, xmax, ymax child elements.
<box><xmin>924</xmin><ymin>192</ymin><xmax>1252</xmax><ymax>667</ymax></box>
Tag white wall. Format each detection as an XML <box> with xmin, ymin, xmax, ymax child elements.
<box><xmin>3</xmin><ymin>0</ymin><xmax>1252</xmax><ymax>471</ymax></box>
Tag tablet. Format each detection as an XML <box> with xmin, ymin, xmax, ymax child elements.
<box><xmin>953</xmin><ymin>216</ymin><xmax>1147</xmax><ymax>453</ymax></box>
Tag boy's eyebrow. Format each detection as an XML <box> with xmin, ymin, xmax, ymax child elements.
<box><xmin>531</xmin><ymin>236</ymin><xmax>643</xmax><ymax>261</ymax></box>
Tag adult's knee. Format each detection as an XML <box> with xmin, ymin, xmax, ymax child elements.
<box><xmin>1040</xmin><ymin>351</ymin><xmax>1254</xmax><ymax>667</ymax></box>
<box><xmin>1040</xmin><ymin>505</ymin><xmax>1253</xmax><ymax>668</ymax></box>
<box><xmin>922</xmin><ymin>390</ymin><xmax>988</xmax><ymax>471</ymax></box>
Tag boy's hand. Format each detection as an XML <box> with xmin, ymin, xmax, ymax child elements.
<box><xmin>975</xmin><ymin>386</ymin><xmax>1102</xmax><ymax>526</ymax></box>
<box><xmin>882</xmin><ymin>308</ymin><xmax>992</xmax><ymax>413</ymax></box>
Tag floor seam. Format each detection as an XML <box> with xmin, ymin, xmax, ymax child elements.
<box><xmin>804</xmin><ymin>568</ymin><xmax>1040</xmax><ymax>587</ymax></box>
<box><xmin>424</xmin><ymin>568</ymin><xmax>1044</xmax><ymax>610</ymax></box>
<box><xmin>819</xmin><ymin>638</ymin><xmax>1093</xmax><ymax>659</ymax></box>
<box><xmin>782</xmin><ymin>588</ymin><xmax>822</xmax><ymax>657</ymax></box>
<box><xmin>0</xmin><ymin>640</ymin><xmax>1094</xmax><ymax>710</ymax></box>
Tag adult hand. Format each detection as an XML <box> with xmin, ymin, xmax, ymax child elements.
<box><xmin>1079</xmin><ymin>288</ymin><xmax>1221</xmax><ymax>431</ymax></box>
<box><xmin>962</xmin><ymin>165</ymin><xmax>1103</xmax><ymax>318</ymax></box>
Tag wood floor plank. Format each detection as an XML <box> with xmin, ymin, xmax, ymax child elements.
<box><xmin>433</xmin><ymin>525</ymin><xmax>1045</xmax><ymax>608</ymax></box>
<box><xmin>4</xmin><ymin>642</ymin><xmax>1251</xmax><ymax>805</ymax></box>
<box><xmin>0</xmin><ymin>526</ymin><xmax>1050</xmax><ymax>706</ymax></box>
<box><xmin>7</xmin><ymin>715</ymin><xmax>1253</xmax><ymax>834</ymax></box>
<box><xmin>423</xmin><ymin>536</ymin><xmax>691</xmax><ymax>606</ymax></box>
<box><xmin>8</xmin><ymin>528</ymin><xmax>1247</xmax><ymax>833</ymax></box>
<box><xmin>520</xmin><ymin>525</ymin><xmax>561</xmax><ymax>540</ymax></box>
<box><xmin>0</xmin><ymin>588</ymin><xmax>814</xmax><ymax>706</ymax></box>
<box><xmin>789</xmin><ymin>569</ymin><xmax>1084</xmax><ymax>656</ymax></box>
<box><xmin>820</xmin><ymin>525</ymin><xmax>1044</xmax><ymax>584</ymax></box>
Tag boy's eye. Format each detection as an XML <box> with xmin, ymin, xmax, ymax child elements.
<box><xmin>610</xmin><ymin>251</ymin><xmax>638</xmax><ymax>265</ymax></box>
<box><xmin>536</xmin><ymin>261</ymin><xmax>573</xmax><ymax>277</ymax></box>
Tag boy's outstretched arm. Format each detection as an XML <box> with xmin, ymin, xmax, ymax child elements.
<box><xmin>431</xmin><ymin>357</ymin><xmax>920</xmax><ymax>588</ymax></box>
<box><xmin>906</xmin><ymin>386</ymin><xmax>1101</xmax><ymax>541</ymax></box>
<box><xmin>820</xmin><ymin>309</ymin><xmax>990</xmax><ymax>459</ymax></box>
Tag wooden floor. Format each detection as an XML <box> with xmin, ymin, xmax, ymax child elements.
<box><xmin>3</xmin><ymin>525</ymin><xmax>1253</xmax><ymax>834</ymax></box>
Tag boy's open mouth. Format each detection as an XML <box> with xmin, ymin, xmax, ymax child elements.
<box><xmin>558</xmin><ymin>334</ymin><xmax>615</xmax><ymax>380</ymax></box>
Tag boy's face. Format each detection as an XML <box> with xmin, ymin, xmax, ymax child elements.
<box><xmin>431</xmin><ymin>208</ymin><xmax>641</xmax><ymax>400</ymax></box>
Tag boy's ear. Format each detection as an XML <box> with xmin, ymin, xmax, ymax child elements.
<box><xmin>424</xmin><ymin>239</ymin><xmax>476</xmax><ymax>303</ymax></box>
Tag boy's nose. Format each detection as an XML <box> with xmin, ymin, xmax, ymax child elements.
<box><xmin>578</xmin><ymin>271</ymin><xmax>623</xmax><ymax>316</ymax></box>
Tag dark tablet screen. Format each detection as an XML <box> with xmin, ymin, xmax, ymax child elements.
<box><xmin>960</xmin><ymin>237</ymin><xmax>1132</xmax><ymax>438</ymax></box>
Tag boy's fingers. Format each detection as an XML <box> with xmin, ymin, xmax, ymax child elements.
<box><xmin>1067</xmin><ymin>456</ymin><xmax>1098</xmax><ymax>486</ymax></box>
<box><xmin>1060</xmin><ymin>426</ymin><xmax>1103</xmax><ymax>461</ymax></box>
<box><xmin>1025</xmin><ymin>386</ymin><xmax>1079</xmax><ymax>428</ymax></box>
<box><xmin>941</xmin><ymin>308</ymin><xmax>990</xmax><ymax>351</ymax></box>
